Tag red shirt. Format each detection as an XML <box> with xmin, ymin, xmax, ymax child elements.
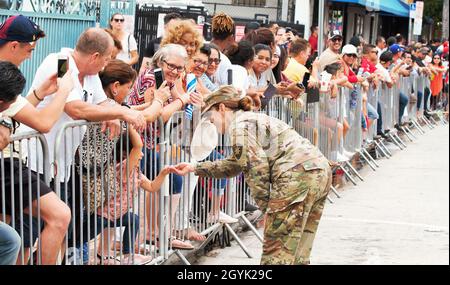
<box><xmin>343</xmin><ymin>65</ymin><xmax>358</xmax><ymax>84</ymax></box>
<box><xmin>361</xmin><ymin>57</ymin><xmax>377</xmax><ymax>74</ymax></box>
<box><xmin>309</xmin><ymin>34</ymin><xmax>318</xmax><ymax>54</ymax></box>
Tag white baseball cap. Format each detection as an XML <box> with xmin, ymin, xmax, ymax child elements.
<box><xmin>190</xmin><ymin>117</ymin><xmax>218</xmax><ymax>162</ymax></box>
<box><xmin>341</xmin><ymin>44</ymin><xmax>358</xmax><ymax>56</ymax></box>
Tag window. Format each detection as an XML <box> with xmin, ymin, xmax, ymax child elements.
<box><xmin>232</xmin><ymin>0</ymin><xmax>267</xmax><ymax>7</ymax></box>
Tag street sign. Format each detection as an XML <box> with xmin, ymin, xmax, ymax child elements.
<box><xmin>410</xmin><ymin>3</ymin><xmax>416</xmax><ymax>18</ymax></box>
<box><xmin>414</xmin><ymin>18</ymin><xmax>423</xmax><ymax>35</ymax></box>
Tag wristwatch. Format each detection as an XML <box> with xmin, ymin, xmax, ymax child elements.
<box><xmin>0</xmin><ymin>118</ymin><xmax>13</xmax><ymax>133</ymax></box>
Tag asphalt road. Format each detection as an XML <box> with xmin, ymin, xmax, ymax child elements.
<box><xmin>194</xmin><ymin>124</ymin><xmax>449</xmax><ymax>265</ymax></box>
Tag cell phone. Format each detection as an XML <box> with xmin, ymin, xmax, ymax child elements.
<box><xmin>261</xmin><ymin>83</ymin><xmax>277</xmax><ymax>109</ymax></box>
<box><xmin>154</xmin><ymin>68</ymin><xmax>164</xmax><ymax>89</ymax></box>
<box><xmin>57</xmin><ymin>56</ymin><xmax>68</xmax><ymax>78</ymax></box>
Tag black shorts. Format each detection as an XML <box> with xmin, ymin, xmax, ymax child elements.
<box><xmin>11</xmin><ymin>214</ymin><xmax>45</xmax><ymax>248</ymax></box>
<box><xmin>0</xmin><ymin>158</ymin><xmax>53</xmax><ymax>216</ymax></box>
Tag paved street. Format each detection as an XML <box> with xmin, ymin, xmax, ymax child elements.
<box><xmin>194</xmin><ymin>124</ymin><xmax>450</xmax><ymax>265</ymax></box>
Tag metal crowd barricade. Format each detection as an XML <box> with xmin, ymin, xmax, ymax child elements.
<box><xmin>1</xmin><ymin>131</ymin><xmax>50</xmax><ymax>265</ymax></box>
<box><xmin>397</xmin><ymin>76</ymin><xmax>417</xmax><ymax>141</ymax></box>
<box><xmin>343</xmin><ymin>86</ymin><xmax>363</xmax><ymax>155</ymax></box>
<box><xmin>407</xmin><ymin>73</ymin><xmax>426</xmax><ymax>135</ymax></box>
<box><xmin>52</xmin><ymin>119</ymin><xmax>166</xmax><ymax>265</ymax></box>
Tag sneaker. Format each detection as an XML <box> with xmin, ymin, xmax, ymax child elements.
<box><xmin>336</xmin><ymin>152</ymin><xmax>349</xmax><ymax>162</ymax></box>
<box><xmin>218</xmin><ymin>212</ymin><xmax>239</xmax><ymax>224</ymax></box>
<box><xmin>65</xmin><ymin>247</ymin><xmax>83</xmax><ymax>265</ymax></box>
<box><xmin>343</xmin><ymin>149</ymin><xmax>355</xmax><ymax>158</ymax></box>
<box><xmin>244</xmin><ymin>202</ymin><xmax>259</xmax><ymax>212</ymax></box>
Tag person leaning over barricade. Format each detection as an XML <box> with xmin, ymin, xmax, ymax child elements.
<box><xmin>18</xmin><ymin>28</ymin><xmax>147</xmax><ymax>263</ymax></box>
<box><xmin>80</xmin><ymin>129</ymin><xmax>177</xmax><ymax>265</ymax></box>
<box><xmin>0</xmin><ymin>17</ymin><xmax>82</xmax><ymax>266</ymax></box>
<box><xmin>172</xmin><ymin>86</ymin><xmax>332</xmax><ymax>265</ymax></box>
<box><xmin>318</xmin><ymin>30</ymin><xmax>343</xmax><ymax>72</ymax></box>
<box><xmin>71</xmin><ymin>59</ymin><xmax>171</xmax><ymax>264</ymax></box>
<box><xmin>128</xmin><ymin>44</ymin><xmax>204</xmax><ymax>248</ymax></box>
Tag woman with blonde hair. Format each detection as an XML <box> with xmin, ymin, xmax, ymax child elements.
<box><xmin>161</xmin><ymin>19</ymin><xmax>203</xmax><ymax>59</ymax></box>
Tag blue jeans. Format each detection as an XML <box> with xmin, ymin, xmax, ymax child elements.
<box><xmin>0</xmin><ymin>222</ymin><xmax>21</xmax><ymax>265</ymax></box>
<box><xmin>417</xmin><ymin>91</ymin><xmax>423</xmax><ymax>110</ymax></box>
<box><xmin>377</xmin><ymin>102</ymin><xmax>383</xmax><ymax>134</ymax></box>
<box><xmin>399</xmin><ymin>92</ymin><xmax>409</xmax><ymax>123</ymax></box>
<box><xmin>424</xmin><ymin>87</ymin><xmax>431</xmax><ymax>112</ymax></box>
<box><xmin>79</xmin><ymin>212</ymin><xmax>139</xmax><ymax>255</ymax></box>
<box><xmin>204</xmin><ymin>150</ymin><xmax>227</xmax><ymax>196</ymax></box>
<box><xmin>362</xmin><ymin>102</ymin><xmax>379</xmax><ymax>129</ymax></box>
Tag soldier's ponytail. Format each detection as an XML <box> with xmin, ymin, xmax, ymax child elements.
<box><xmin>237</xmin><ymin>96</ymin><xmax>253</xmax><ymax>111</ymax></box>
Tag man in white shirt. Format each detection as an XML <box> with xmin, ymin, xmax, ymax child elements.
<box><xmin>21</xmin><ymin>28</ymin><xmax>145</xmax><ymax>184</ymax></box>
<box><xmin>18</xmin><ymin>28</ymin><xmax>146</xmax><ymax>263</ymax></box>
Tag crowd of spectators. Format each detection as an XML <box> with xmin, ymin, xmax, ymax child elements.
<box><xmin>0</xmin><ymin>11</ymin><xmax>448</xmax><ymax>265</ymax></box>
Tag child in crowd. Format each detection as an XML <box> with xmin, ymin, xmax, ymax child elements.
<box><xmin>85</xmin><ymin>128</ymin><xmax>175</xmax><ymax>265</ymax></box>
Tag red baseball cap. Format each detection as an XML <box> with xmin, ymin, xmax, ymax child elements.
<box><xmin>0</xmin><ymin>15</ymin><xmax>45</xmax><ymax>44</ymax></box>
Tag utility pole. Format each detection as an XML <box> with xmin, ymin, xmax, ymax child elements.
<box><xmin>318</xmin><ymin>0</ymin><xmax>325</xmax><ymax>56</ymax></box>
<box><xmin>444</xmin><ymin>0</ymin><xmax>449</xmax><ymax>39</ymax></box>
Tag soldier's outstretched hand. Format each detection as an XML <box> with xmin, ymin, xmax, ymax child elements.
<box><xmin>172</xmin><ymin>163</ymin><xmax>195</xmax><ymax>176</ymax></box>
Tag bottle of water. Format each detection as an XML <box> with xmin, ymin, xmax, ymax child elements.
<box><xmin>185</xmin><ymin>73</ymin><xmax>197</xmax><ymax>120</ymax></box>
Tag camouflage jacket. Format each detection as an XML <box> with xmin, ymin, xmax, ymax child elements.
<box><xmin>195</xmin><ymin>111</ymin><xmax>326</xmax><ymax>213</ymax></box>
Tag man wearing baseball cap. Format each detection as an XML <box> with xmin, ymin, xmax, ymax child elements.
<box><xmin>389</xmin><ymin>44</ymin><xmax>404</xmax><ymax>64</ymax></box>
<box><xmin>318</xmin><ymin>30</ymin><xmax>343</xmax><ymax>71</ymax></box>
<box><xmin>0</xmin><ymin>15</ymin><xmax>45</xmax><ymax>66</ymax></box>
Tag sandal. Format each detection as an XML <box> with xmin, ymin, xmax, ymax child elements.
<box><xmin>169</xmin><ymin>237</ymin><xmax>194</xmax><ymax>250</ymax></box>
<box><xmin>97</xmin><ymin>253</ymin><xmax>121</xmax><ymax>265</ymax></box>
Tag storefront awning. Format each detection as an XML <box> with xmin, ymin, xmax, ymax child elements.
<box><xmin>331</xmin><ymin>0</ymin><xmax>410</xmax><ymax>17</ymax></box>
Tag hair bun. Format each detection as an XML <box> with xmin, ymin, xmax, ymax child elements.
<box><xmin>238</xmin><ymin>96</ymin><xmax>254</xmax><ymax>112</ymax></box>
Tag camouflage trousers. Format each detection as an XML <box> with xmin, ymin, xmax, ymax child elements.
<box><xmin>261</xmin><ymin>159</ymin><xmax>332</xmax><ymax>265</ymax></box>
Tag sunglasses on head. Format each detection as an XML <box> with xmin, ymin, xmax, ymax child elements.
<box><xmin>113</xmin><ymin>18</ymin><xmax>125</xmax><ymax>22</ymax></box>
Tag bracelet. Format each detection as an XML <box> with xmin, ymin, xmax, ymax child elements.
<box><xmin>33</xmin><ymin>89</ymin><xmax>43</xmax><ymax>101</ymax></box>
<box><xmin>175</xmin><ymin>97</ymin><xmax>185</xmax><ymax>107</ymax></box>
<box><xmin>154</xmin><ymin>98</ymin><xmax>164</xmax><ymax>108</ymax></box>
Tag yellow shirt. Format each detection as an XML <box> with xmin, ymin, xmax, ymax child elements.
<box><xmin>282</xmin><ymin>58</ymin><xmax>309</xmax><ymax>83</ymax></box>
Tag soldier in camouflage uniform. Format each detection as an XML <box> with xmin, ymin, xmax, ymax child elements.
<box><xmin>173</xmin><ymin>86</ymin><xmax>332</xmax><ymax>265</ymax></box>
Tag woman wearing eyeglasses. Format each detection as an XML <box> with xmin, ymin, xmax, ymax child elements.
<box><xmin>128</xmin><ymin>44</ymin><xmax>205</xmax><ymax>249</ymax></box>
<box><xmin>187</xmin><ymin>45</ymin><xmax>214</xmax><ymax>96</ymax></box>
<box><xmin>109</xmin><ymin>13</ymin><xmax>139</xmax><ymax>66</ymax></box>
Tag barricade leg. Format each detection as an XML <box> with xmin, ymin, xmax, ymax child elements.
<box><xmin>223</xmin><ymin>223</ymin><xmax>253</xmax><ymax>258</ymax></box>
<box><xmin>358</xmin><ymin>150</ymin><xmax>377</xmax><ymax>171</ymax></box>
<box><xmin>330</xmin><ymin>185</ymin><xmax>341</xmax><ymax>198</ymax></box>
<box><xmin>361</xmin><ymin>148</ymin><xmax>380</xmax><ymax>168</ymax></box>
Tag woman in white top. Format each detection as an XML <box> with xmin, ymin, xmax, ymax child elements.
<box><xmin>109</xmin><ymin>13</ymin><xmax>139</xmax><ymax>66</ymax></box>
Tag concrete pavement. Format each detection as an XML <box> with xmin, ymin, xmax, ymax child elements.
<box><xmin>194</xmin><ymin>124</ymin><xmax>449</xmax><ymax>265</ymax></box>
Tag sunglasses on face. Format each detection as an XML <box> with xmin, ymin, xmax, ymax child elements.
<box><xmin>332</xmin><ymin>38</ymin><xmax>343</xmax><ymax>43</ymax></box>
<box><xmin>163</xmin><ymin>60</ymin><xmax>185</xmax><ymax>73</ymax></box>
<box><xmin>113</xmin><ymin>18</ymin><xmax>125</xmax><ymax>22</ymax></box>
<box><xmin>346</xmin><ymin>54</ymin><xmax>357</xmax><ymax>58</ymax></box>
<box><xmin>209</xmin><ymin>58</ymin><xmax>221</xmax><ymax>65</ymax></box>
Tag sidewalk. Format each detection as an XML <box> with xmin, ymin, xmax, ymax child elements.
<box><xmin>194</xmin><ymin>124</ymin><xmax>450</xmax><ymax>265</ymax></box>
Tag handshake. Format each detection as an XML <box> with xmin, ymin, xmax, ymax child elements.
<box><xmin>161</xmin><ymin>163</ymin><xmax>196</xmax><ymax>176</ymax></box>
